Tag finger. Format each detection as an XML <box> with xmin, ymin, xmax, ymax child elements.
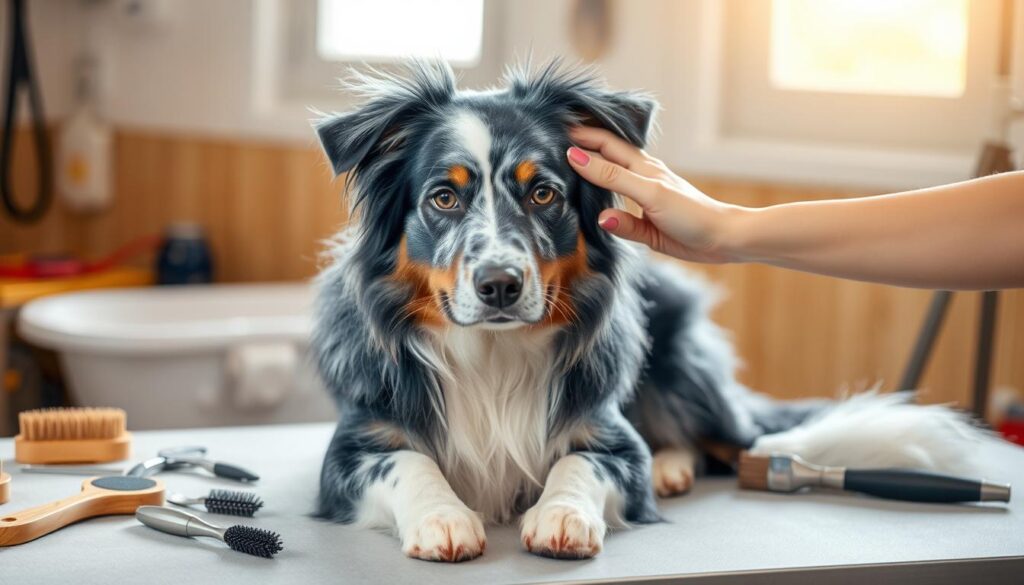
<box><xmin>567</xmin><ymin>147</ymin><xmax>660</xmax><ymax>208</ymax></box>
<box><xmin>597</xmin><ymin>209</ymin><xmax>656</xmax><ymax>248</ymax></box>
<box><xmin>599</xmin><ymin>209</ymin><xmax>703</xmax><ymax>262</ymax></box>
<box><xmin>569</xmin><ymin>126</ymin><xmax>651</xmax><ymax>172</ymax></box>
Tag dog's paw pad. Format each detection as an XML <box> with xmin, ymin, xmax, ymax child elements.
<box><xmin>521</xmin><ymin>502</ymin><xmax>604</xmax><ymax>559</ymax></box>
<box><xmin>402</xmin><ymin>506</ymin><xmax>486</xmax><ymax>562</ymax></box>
<box><xmin>653</xmin><ymin>449</ymin><xmax>695</xmax><ymax>497</ymax></box>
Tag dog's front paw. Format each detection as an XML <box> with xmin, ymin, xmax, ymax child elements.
<box><xmin>401</xmin><ymin>505</ymin><xmax>486</xmax><ymax>562</ymax></box>
<box><xmin>521</xmin><ymin>500</ymin><xmax>605</xmax><ymax>559</ymax></box>
<box><xmin>652</xmin><ymin>448</ymin><xmax>695</xmax><ymax>497</ymax></box>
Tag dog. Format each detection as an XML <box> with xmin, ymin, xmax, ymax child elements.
<box><xmin>311</xmin><ymin>60</ymin><xmax>984</xmax><ymax>562</ymax></box>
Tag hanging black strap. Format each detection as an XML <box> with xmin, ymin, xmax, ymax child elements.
<box><xmin>1</xmin><ymin>0</ymin><xmax>53</xmax><ymax>223</ymax></box>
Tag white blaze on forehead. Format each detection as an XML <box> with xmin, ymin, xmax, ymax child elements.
<box><xmin>445</xmin><ymin>111</ymin><xmax>544</xmax><ymax>326</ymax></box>
<box><xmin>452</xmin><ymin>111</ymin><xmax>499</xmax><ymax>243</ymax></box>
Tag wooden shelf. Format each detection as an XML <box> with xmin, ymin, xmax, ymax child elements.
<box><xmin>0</xmin><ymin>268</ymin><xmax>153</xmax><ymax>311</ymax></box>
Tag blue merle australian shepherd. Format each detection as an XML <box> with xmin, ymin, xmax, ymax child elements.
<box><xmin>312</xmin><ymin>61</ymin><xmax>984</xmax><ymax>561</ymax></box>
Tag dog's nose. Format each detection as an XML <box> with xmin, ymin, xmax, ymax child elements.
<box><xmin>473</xmin><ymin>265</ymin><xmax>523</xmax><ymax>309</ymax></box>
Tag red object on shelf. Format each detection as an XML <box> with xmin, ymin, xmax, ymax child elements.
<box><xmin>998</xmin><ymin>419</ymin><xmax>1024</xmax><ymax>446</ymax></box>
<box><xmin>0</xmin><ymin>234</ymin><xmax>160</xmax><ymax>279</ymax></box>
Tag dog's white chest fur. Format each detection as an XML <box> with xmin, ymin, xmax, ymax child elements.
<box><xmin>422</xmin><ymin>326</ymin><xmax>564</xmax><ymax>523</ymax></box>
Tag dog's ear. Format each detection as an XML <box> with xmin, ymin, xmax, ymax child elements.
<box><xmin>567</xmin><ymin>89</ymin><xmax>656</xmax><ymax>148</ymax></box>
<box><xmin>315</xmin><ymin>61</ymin><xmax>457</xmax><ymax>176</ymax></box>
<box><xmin>506</xmin><ymin>60</ymin><xmax>658</xmax><ymax>148</ymax></box>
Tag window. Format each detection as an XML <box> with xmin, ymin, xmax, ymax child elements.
<box><xmin>770</xmin><ymin>0</ymin><xmax>969</xmax><ymax>97</ymax></box>
<box><xmin>253</xmin><ymin>0</ymin><xmax>500</xmax><ymax>110</ymax></box>
<box><xmin>316</xmin><ymin>0</ymin><xmax>485</xmax><ymax>66</ymax></box>
<box><xmin>716</xmin><ymin>0</ymin><xmax>1001</xmax><ymax>153</ymax></box>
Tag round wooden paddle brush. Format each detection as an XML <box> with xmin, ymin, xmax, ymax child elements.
<box><xmin>136</xmin><ymin>506</ymin><xmax>283</xmax><ymax>558</ymax></box>
<box><xmin>0</xmin><ymin>476</ymin><xmax>165</xmax><ymax>546</ymax></box>
<box><xmin>168</xmin><ymin>489</ymin><xmax>265</xmax><ymax>517</ymax></box>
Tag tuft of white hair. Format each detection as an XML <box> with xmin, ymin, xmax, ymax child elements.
<box><xmin>751</xmin><ymin>391</ymin><xmax>993</xmax><ymax>476</ymax></box>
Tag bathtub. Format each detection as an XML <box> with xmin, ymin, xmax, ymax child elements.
<box><xmin>18</xmin><ymin>283</ymin><xmax>336</xmax><ymax>430</ymax></box>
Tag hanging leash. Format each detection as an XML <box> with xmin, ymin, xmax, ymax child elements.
<box><xmin>1</xmin><ymin>0</ymin><xmax>52</xmax><ymax>223</ymax></box>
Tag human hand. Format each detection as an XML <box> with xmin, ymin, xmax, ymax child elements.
<box><xmin>567</xmin><ymin>126</ymin><xmax>741</xmax><ymax>263</ymax></box>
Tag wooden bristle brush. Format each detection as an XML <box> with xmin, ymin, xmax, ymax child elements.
<box><xmin>15</xmin><ymin>407</ymin><xmax>131</xmax><ymax>464</ymax></box>
<box><xmin>0</xmin><ymin>476</ymin><xmax>164</xmax><ymax>546</ymax></box>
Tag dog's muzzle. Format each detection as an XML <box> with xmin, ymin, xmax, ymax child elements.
<box><xmin>473</xmin><ymin>264</ymin><xmax>523</xmax><ymax>309</ymax></box>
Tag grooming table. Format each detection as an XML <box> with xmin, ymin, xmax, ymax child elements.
<box><xmin>1</xmin><ymin>423</ymin><xmax>1022</xmax><ymax>584</ymax></box>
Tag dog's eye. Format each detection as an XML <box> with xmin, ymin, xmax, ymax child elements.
<box><xmin>530</xmin><ymin>186</ymin><xmax>558</xmax><ymax>206</ymax></box>
<box><xmin>431</xmin><ymin>190</ymin><xmax>460</xmax><ymax>210</ymax></box>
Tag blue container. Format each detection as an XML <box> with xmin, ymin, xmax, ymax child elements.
<box><xmin>156</xmin><ymin>223</ymin><xmax>214</xmax><ymax>285</ymax></box>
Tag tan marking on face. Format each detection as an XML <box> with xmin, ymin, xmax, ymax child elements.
<box><xmin>448</xmin><ymin>165</ymin><xmax>470</xmax><ymax>188</ymax></box>
<box><xmin>514</xmin><ymin>160</ymin><xmax>537</xmax><ymax>184</ymax></box>
<box><xmin>535</xmin><ymin>233</ymin><xmax>589</xmax><ymax>327</ymax></box>
<box><xmin>393</xmin><ymin>237</ymin><xmax>459</xmax><ymax>327</ymax></box>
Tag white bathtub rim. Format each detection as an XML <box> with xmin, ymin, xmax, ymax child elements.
<box><xmin>17</xmin><ymin>283</ymin><xmax>314</xmax><ymax>356</ymax></box>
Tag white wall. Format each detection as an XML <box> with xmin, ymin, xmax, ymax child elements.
<box><xmin>0</xmin><ymin>0</ymin><xmax>84</xmax><ymax>124</ymax></box>
<box><xmin>2</xmin><ymin>0</ymin><xmax>999</xmax><ymax>190</ymax></box>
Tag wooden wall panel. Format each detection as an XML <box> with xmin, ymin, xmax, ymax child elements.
<box><xmin>2</xmin><ymin>130</ymin><xmax>347</xmax><ymax>281</ymax></box>
<box><xmin>1</xmin><ymin>129</ymin><xmax>1021</xmax><ymax>410</ymax></box>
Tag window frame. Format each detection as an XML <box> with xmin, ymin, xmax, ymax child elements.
<box><xmin>669</xmin><ymin>0</ymin><xmax>1003</xmax><ymax>191</ymax></box>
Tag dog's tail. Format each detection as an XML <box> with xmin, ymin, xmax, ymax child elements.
<box><xmin>638</xmin><ymin>259</ymin><xmax>993</xmax><ymax>477</ymax></box>
<box><xmin>744</xmin><ymin>389</ymin><xmax>990</xmax><ymax>475</ymax></box>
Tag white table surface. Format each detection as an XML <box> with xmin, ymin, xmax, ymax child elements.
<box><xmin>1</xmin><ymin>423</ymin><xmax>1022</xmax><ymax>585</ymax></box>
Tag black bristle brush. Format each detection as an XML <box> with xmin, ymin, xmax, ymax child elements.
<box><xmin>168</xmin><ymin>489</ymin><xmax>265</xmax><ymax>517</ymax></box>
<box><xmin>136</xmin><ymin>506</ymin><xmax>283</xmax><ymax>558</ymax></box>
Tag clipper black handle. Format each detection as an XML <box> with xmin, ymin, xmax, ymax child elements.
<box><xmin>844</xmin><ymin>469</ymin><xmax>1002</xmax><ymax>503</ymax></box>
<box><xmin>213</xmin><ymin>462</ymin><xmax>260</xmax><ymax>482</ymax></box>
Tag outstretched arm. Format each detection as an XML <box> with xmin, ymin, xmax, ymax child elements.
<box><xmin>567</xmin><ymin>126</ymin><xmax>1024</xmax><ymax>290</ymax></box>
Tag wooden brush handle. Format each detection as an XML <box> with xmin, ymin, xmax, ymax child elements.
<box><xmin>14</xmin><ymin>433</ymin><xmax>132</xmax><ymax>464</ymax></box>
<box><xmin>0</xmin><ymin>476</ymin><xmax>164</xmax><ymax>546</ymax></box>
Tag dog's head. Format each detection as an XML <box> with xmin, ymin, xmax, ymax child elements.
<box><xmin>318</xmin><ymin>61</ymin><xmax>654</xmax><ymax>331</ymax></box>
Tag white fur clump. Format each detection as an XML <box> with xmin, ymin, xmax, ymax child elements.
<box><xmin>751</xmin><ymin>391</ymin><xmax>992</xmax><ymax>475</ymax></box>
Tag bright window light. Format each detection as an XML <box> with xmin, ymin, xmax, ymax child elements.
<box><xmin>317</xmin><ymin>0</ymin><xmax>484</xmax><ymax>66</ymax></box>
<box><xmin>770</xmin><ymin>0</ymin><xmax>968</xmax><ymax>97</ymax></box>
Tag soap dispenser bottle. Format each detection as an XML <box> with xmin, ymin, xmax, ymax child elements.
<box><xmin>56</xmin><ymin>56</ymin><xmax>112</xmax><ymax>213</ymax></box>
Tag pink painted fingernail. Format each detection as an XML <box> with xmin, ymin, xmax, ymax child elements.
<box><xmin>599</xmin><ymin>216</ymin><xmax>619</xmax><ymax>230</ymax></box>
<box><xmin>567</xmin><ymin>147</ymin><xmax>590</xmax><ymax>166</ymax></box>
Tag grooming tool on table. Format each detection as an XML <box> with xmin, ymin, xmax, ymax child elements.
<box><xmin>14</xmin><ymin>407</ymin><xmax>131</xmax><ymax>464</ymax></box>
<box><xmin>21</xmin><ymin>463</ymin><xmax>125</xmax><ymax>476</ymax></box>
<box><xmin>136</xmin><ymin>505</ymin><xmax>283</xmax><ymax>558</ymax></box>
<box><xmin>168</xmin><ymin>489</ymin><xmax>264</xmax><ymax>517</ymax></box>
<box><xmin>126</xmin><ymin>446</ymin><xmax>259</xmax><ymax>482</ymax></box>
<box><xmin>0</xmin><ymin>459</ymin><xmax>10</xmax><ymax>505</ymax></box>
<box><xmin>738</xmin><ymin>452</ymin><xmax>1011</xmax><ymax>504</ymax></box>
<box><xmin>0</xmin><ymin>476</ymin><xmax>164</xmax><ymax>546</ymax></box>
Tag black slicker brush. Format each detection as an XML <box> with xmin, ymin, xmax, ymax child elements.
<box><xmin>136</xmin><ymin>506</ymin><xmax>284</xmax><ymax>558</ymax></box>
<box><xmin>168</xmin><ymin>489</ymin><xmax>265</xmax><ymax>517</ymax></box>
